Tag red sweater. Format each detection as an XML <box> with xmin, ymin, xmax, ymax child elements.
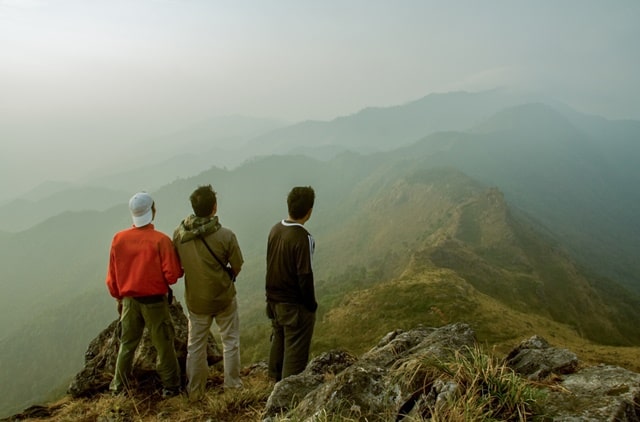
<box><xmin>106</xmin><ymin>224</ymin><xmax>183</xmax><ymax>300</ymax></box>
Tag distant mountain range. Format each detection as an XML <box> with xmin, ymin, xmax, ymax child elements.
<box><xmin>246</xmin><ymin>88</ymin><xmax>552</xmax><ymax>155</ymax></box>
<box><xmin>1</xmin><ymin>90</ymin><xmax>639</xmax><ymax>417</ymax></box>
<box><xmin>0</xmin><ymin>185</ymin><xmax>129</xmax><ymax>232</ymax></box>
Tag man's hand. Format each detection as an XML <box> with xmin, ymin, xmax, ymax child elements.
<box><xmin>117</xmin><ymin>299</ymin><xmax>123</xmax><ymax>315</ymax></box>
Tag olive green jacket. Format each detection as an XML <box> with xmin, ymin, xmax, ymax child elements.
<box><xmin>173</xmin><ymin>215</ymin><xmax>243</xmax><ymax>315</ymax></box>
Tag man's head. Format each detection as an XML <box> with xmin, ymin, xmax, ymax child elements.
<box><xmin>287</xmin><ymin>186</ymin><xmax>315</xmax><ymax>221</ymax></box>
<box><xmin>129</xmin><ymin>192</ymin><xmax>155</xmax><ymax>227</ymax></box>
<box><xmin>190</xmin><ymin>185</ymin><xmax>217</xmax><ymax>217</ymax></box>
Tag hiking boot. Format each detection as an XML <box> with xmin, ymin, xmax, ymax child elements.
<box><xmin>161</xmin><ymin>387</ymin><xmax>181</xmax><ymax>399</ymax></box>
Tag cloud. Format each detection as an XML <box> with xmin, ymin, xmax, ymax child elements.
<box><xmin>447</xmin><ymin>67</ymin><xmax>521</xmax><ymax>93</ymax></box>
<box><xmin>0</xmin><ymin>0</ymin><xmax>42</xmax><ymax>9</ymax></box>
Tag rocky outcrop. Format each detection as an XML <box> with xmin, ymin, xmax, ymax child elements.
<box><xmin>505</xmin><ymin>334</ymin><xmax>579</xmax><ymax>380</ymax></box>
<box><xmin>544</xmin><ymin>365</ymin><xmax>640</xmax><ymax>421</ymax></box>
<box><xmin>263</xmin><ymin>324</ymin><xmax>640</xmax><ymax>421</ymax></box>
<box><xmin>67</xmin><ymin>301</ymin><xmax>222</xmax><ymax>397</ymax></box>
<box><xmin>7</xmin><ymin>320</ymin><xmax>638</xmax><ymax>421</ymax></box>
<box><xmin>507</xmin><ymin>335</ymin><xmax>640</xmax><ymax>421</ymax></box>
<box><xmin>264</xmin><ymin>323</ymin><xmax>477</xmax><ymax>421</ymax></box>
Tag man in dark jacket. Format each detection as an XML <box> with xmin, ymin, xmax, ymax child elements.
<box><xmin>265</xmin><ymin>186</ymin><xmax>316</xmax><ymax>381</ymax></box>
<box><xmin>174</xmin><ymin>185</ymin><xmax>244</xmax><ymax>401</ymax></box>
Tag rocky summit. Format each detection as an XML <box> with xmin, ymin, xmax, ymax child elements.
<box><xmin>264</xmin><ymin>323</ymin><xmax>640</xmax><ymax>421</ymax></box>
<box><xmin>4</xmin><ymin>321</ymin><xmax>640</xmax><ymax>421</ymax></box>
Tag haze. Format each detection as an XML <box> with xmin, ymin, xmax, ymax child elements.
<box><xmin>1</xmin><ymin>0</ymin><xmax>639</xmax><ymax>200</ymax></box>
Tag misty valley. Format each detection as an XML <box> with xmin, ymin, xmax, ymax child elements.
<box><xmin>1</xmin><ymin>90</ymin><xmax>640</xmax><ymax>418</ymax></box>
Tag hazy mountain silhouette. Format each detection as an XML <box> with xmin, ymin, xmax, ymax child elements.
<box><xmin>246</xmin><ymin>89</ymin><xmax>549</xmax><ymax>156</ymax></box>
<box><xmin>0</xmin><ymin>185</ymin><xmax>129</xmax><ymax>232</ymax></box>
<box><xmin>19</xmin><ymin>181</ymin><xmax>79</xmax><ymax>202</ymax></box>
<box><xmin>67</xmin><ymin>116</ymin><xmax>287</xmax><ymax>196</ymax></box>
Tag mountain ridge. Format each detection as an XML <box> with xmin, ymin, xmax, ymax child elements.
<box><xmin>311</xmin><ymin>167</ymin><xmax>640</xmax><ymax>345</ymax></box>
<box><xmin>0</xmin><ymin>186</ymin><xmax>129</xmax><ymax>233</ymax></box>
<box><xmin>246</xmin><ymin>89</ymin><xmax>544</xmax><ymax>156</ymax></box>
<box><xmin>391</xmin><ymin>104</ymin><xmax>640</xmax><ymax>292</ymax></box>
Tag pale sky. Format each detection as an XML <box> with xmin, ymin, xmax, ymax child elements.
<box><xmin>1</xmin><ymin>0</ymin><xmax>639</xmax><ymax>199</ymax></box>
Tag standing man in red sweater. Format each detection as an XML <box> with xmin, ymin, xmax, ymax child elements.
<box><xmin>106</xmin><ymin>192</ymin><xmax>183</xmax><ymax>397</ymax></box>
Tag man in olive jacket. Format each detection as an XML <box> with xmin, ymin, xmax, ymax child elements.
<box><xmin>173</xmin><ymin>185</ymin><xmax>244</xmax><ymax>401</ymax></box>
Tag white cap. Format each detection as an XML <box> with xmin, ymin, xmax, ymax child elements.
<box><xmin>129</xmin><ymin>192</ymin><xmax>154</xmax><ymax>227</ymax></box>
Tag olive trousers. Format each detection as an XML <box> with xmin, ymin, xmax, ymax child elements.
<box><xmin>267</xmin><ymin>302</ymin><xmax>316</xmax><ymax>381</ymax></box>
<box><xmin>110</xmin><ymin>296</ymin><xmax>180</xmax><ymax>393</ymax></box>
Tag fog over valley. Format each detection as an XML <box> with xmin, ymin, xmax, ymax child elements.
<box><xmin>1</xmin><ymin>1</ymin><xmax>640</xmax><ymax>419</ymax></box>
<box><xmin>2</xmin><ymin>1</ymin><xmax>640</xmax><ymax>200</ymax></box>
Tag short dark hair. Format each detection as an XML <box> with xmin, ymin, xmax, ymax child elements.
<box><xmin>190</xmin><ymin>185</ymin><xmax>217</xmax><ymax>217</ymax></box>
<box><xmin>287</xmin><ymin>186</ymin><xmax>315</xmax><ymax>220</ymax></box>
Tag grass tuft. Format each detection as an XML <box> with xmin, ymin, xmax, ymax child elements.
<box><xmin>394</xmin><ymin>345</ymin><xmax>545</xmax><ymax>421</ymax></box>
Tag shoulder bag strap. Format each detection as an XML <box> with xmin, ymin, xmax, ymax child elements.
<box><xmin>200</xmin><ymin>236</ymin><xmax>236</xmax><ymax>281</ymax></box>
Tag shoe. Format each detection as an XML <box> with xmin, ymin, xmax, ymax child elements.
<box><xmin>110</xmin><ymin>388</ymin><xmax>124</xmax><ymax>397</ymax></box>
<box><xmin>188</xmin><ymin>392</ymin><xmax>203</xmax><ymax>403</ymax></box>
<box><xmin>161</xmin><ymin>387</ymin><xmax>181</xmax><ymax>398</ymax></box>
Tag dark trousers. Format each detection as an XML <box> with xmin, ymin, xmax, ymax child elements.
<box><xmin>267</xmin><ymin>302</ymin><xmax>316</xmax><ymax>381</ymax></box>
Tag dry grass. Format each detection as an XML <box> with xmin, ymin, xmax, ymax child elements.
<box><xmin>11</xmin><ymin>368</ymin><xmax>274</xmax><ymax>422</ymax></box>
<box><xmin>393</xmin><ymin>345</ymin><xmax>545</xmax><ymax>421</ymax></box>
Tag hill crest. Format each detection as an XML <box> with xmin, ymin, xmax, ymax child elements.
<box><xmin>310</xmin><ymin>167</ymin><xmax>640</xmax><ymax>351</ymax></box>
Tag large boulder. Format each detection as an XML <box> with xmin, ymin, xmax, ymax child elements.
<box><xmin>264</xmin><ymin>350</ymin><xmax>358</xmax><ymax>416</ymax></box>
<box><xmin>504</xmin><ymin>335</ymin><xmax>579</xmax><ymax>380</ymax></box>
<box><xmin>67</xmin><ymin>301</ymin><xmax>222</xmax><ymax>397</ymax></box>
<box><xmin>263</xmin><ymin>323</ymin><xmax>477</xmax><ymax>421</ymax></box>
<box><xmin>543</xmin><ymin>364</ymin><xmax>640</xmax><ymax>421</ymax></box>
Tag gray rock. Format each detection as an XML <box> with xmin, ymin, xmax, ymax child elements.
<box><xmin>263</xmin><ymin>324</ymin><xmax>640</xmax><ymax>421</ymax></box>
<box><xmin>504</xmin><ymin>336</ymin><xmax>640</xmax><ymax>420</ymax></box>
<box><xmin>505</xmin><ymin>334</ymin><xmax>579</xmax><ymax>380</ymax></box>
<box><xmin>263</xmin><ymin>323</ymin><xmax>476</xmax><ymax>421</ymax></box>
<box><xmin>543</xmin><ymin>364</ymin><xmax>640</xmax><ymax>421</ymax></box>
<box><xmin>264</xmin><ymin>350</ymin><xmax>357</xmax><ymax>416</ymax></box>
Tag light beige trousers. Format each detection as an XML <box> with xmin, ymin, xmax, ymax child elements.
<box><xmin>186</xmin><ymin>297</ymin><xmax>242</xmax><ymax>401</ymax></box>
